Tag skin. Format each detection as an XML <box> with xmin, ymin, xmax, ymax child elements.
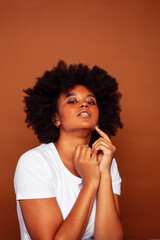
<box><xmin>93</xmin><ymin>126</ymin><xmax>124</xmax><ymax>239</ymax></box>
<box><xmin>19</xmin><ymin>85</ymin><xmax>124</xmax><ymax>240</ymax></box>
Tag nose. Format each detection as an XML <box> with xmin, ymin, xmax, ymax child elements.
<box><xmin>79</xmin><ymin>102</ymin><xmax>89</xmax><ymax>108</ymax></box>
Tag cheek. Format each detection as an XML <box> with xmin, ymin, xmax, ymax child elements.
<box><xmin>92</xmin><ymin>107</ymin><xmax>99</xmax><ymax>124</ymax></box>
<box><xmin>58</xmin><ymin>111</ymin><xmax>67</xmax><ymax>122</ymax></box>
<box><xmin>95</xmin><ymin>107</ymin><xmax>99</xmax><ymax>119</ymax></box>
<box><xmin>58</xmin><ymin>107</ymin><xmax>74</xmax><ymax>122</ymax></box>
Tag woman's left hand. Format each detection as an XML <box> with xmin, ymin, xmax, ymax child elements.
<box><xmin>92</xmin><ymin>126</ymin><xmax>116</xmax><ymax>174</ymax></box>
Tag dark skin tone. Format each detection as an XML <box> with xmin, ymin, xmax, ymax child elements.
<box><xmin>54</xmin><ymin>85</ymin><xmax>99</xmax><ymax>178</ymax></box>
<box><xmin>19</xmin><ymin>85</ymin><xmax>124</xmax><ymax>240</ymax></box>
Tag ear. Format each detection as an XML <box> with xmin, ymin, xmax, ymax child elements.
<box><xmin>52</xmin><ymin>113</ymin><xmax>61</xmax><ymax>128</ymax></box>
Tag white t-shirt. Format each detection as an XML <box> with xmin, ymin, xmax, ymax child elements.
<box><xmin>14</xmin><ymin>143</ymin><xmax>122</xmax><ymax>240</ymax></box>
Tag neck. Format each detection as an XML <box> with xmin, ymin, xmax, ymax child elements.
<box><xmin>54</xmin><ymin>128</ymin><xmax>92</xmax><ymax>163</ymax></box>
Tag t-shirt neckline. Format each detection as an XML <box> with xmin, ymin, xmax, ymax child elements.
<box><xmin>50</xmin><ymin>142</ymin><xmax>82</xmax><ymax>184</ymax></box>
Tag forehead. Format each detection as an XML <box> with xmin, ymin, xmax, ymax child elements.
<box><xmin>59</xmin><ymin>85</ymin><xmax>95</xmax><ymax>99</ymax></box>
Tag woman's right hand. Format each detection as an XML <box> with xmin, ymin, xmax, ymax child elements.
<box><xmin>73</xmin><ymin>145</ymin><xmax>100</xmax><ymax>187</ymax></box>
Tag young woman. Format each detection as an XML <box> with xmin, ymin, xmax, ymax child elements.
<box><xmin>14</xmin><ymin>60</ymin><xmax>124</xmax><ymax>240</ymax></box>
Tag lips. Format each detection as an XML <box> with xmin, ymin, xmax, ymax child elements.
<box><xmin>77</xmin><ymin>110</ymin><xmax>91</xmax><ymax>117</ymax></box>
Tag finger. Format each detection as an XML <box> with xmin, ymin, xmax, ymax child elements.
<box><xmin>92</xmin><ymin>137</ymin><xmax>113</xmax><ymax>150</ymax></box>
<box><xmin>94</xmin><ymin>143</ymin><xmax>115</xmax><ymax>155</ymax></box>
<box><xmin>93</xmin><ymin>142</ymin><xmax>114</xmax><ymax>153</ymax></box>
<box><xmin>92</xmin><ymin>137</ymin><xmax>104</xmax><ymax>146</ymax></box>
<box><xmin>85</xmin><ymin>147</ymin><xmax>92</xmax><ymax>159</ymax></box>
<box><xmin>95</xmin><ymin>126</ymin><xmax>112</xmax><ymax>143</ymax></box>
<box><xmin>78</xmin><ymin>145</ymin><xmax>89</xmax><ymax>160</ymax></box>
<box><xmin>74</xmin><ymin>146</ymin><xmax>81</xmax><ymax>162</ymax></box>
<box><xmin>93</xmin><ymin>141</ymin><xmax>110</xmax><ymax>151</ymax></box>
<box><xmin>90</xmin><ymin>151</ymin><xmax>97</xmax><ymax>161</ymax></box>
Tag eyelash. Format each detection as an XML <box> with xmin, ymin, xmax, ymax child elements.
<box><xmin>67</xmin><ymin>99</ymin><xmax>96</xmax><ymax>105</ymax></box>
<box><xmin>87</xmin><ymin>100</ymin><xmax>96</xmax><ymax>105</ymax></box>
<box><xmin>67</xmin><ymin>99</ymin><xmax>77</xmax><ymax>104</ymax></box>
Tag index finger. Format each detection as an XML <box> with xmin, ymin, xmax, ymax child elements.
<box><xmin>74</xmin><ymin>145</ymin><xmax>89</xmax><ymax>161</ymax></box>
<box><xmin>95</xmin><ymin>126</ymin><xmax>111</xmax><ymax>143</ymax></box>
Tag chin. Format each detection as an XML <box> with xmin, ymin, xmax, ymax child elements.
<box><xmin>79</xmin><ymin>124</ymin><xmax>95</xmax><ymax>131</ymax></box>
<box><xmin>64</xmin><ymin>122</ymin><xmax>96</xmax><ymax>132</ymax></box>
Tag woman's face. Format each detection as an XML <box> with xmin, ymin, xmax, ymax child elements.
<box><xmin>55</xmin><ymin>85</ymin><xmax>99</xmax><ymax>133</ymax></box>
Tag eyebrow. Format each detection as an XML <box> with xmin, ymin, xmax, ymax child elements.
<box><xmin>64</xmin><ymin>93</ymin><xmax>96</xmax><ymax>99</ymax></box>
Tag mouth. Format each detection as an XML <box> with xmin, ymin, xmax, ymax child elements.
<box><xmin>77</xmin><ymin>110</ymin><xmax>91</xmax><ymax>118</ymax></box>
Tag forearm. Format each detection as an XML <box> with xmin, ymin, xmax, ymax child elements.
<box><xmin>94</xmin><ymin>173</ymin><xmax>124</xmax><ymax>240</ymax></box>
<box><xmin>54</xmin><ymin>183</ymin><xmax>98</xmax><ymax>240</ymax></box>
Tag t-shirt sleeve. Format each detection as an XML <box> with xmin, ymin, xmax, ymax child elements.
<box><xmin>110</xmin><ymin>158</ymin><xmax>122</xmax><ymax>196</ymax></box>
<box><xmin>14</xmin><ymin>150</ymin><xmax>56</xmax><ymax>200</ymax></box>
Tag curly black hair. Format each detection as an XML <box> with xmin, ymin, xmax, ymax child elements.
<box><xmin>23</xmin><ymin>60</ymin><xmax>123</xmax><ymax>145</ymax></box>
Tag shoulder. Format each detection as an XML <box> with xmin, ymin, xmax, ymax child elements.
<box><xmin>14</xmin><ymin>143</ymin><xmax>56</xmax><ymax>199</ymax></box>
<box><xmin>16</xmin><ymin>143</ymin><xmax>55</xmax><ymax>168</ymax></box>
<box><xmin>14</xmin><ymin>143</ymin><xmax>56</xmax><ymax>187</ymax></box>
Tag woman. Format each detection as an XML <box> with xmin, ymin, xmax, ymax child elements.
<box><xmin>14</xmin><ymin>60</ymin><xmax>124</xmax><ymax>240</ymax></box>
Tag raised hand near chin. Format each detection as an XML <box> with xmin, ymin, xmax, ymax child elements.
<box><xmin>73</xmin><ymin>145</ymin><xmax>100</xmax><ymax>187</ymax></box>
<box><xmin>92</xmin><ymin>126</ymin><xmax>116</xmax><ymax>174</ymax></box>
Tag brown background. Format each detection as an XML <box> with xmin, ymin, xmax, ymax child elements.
<box><xmin>0</xmin><ymin>0</ymin><xmax>160</xmax><ymax>239</ymax></box>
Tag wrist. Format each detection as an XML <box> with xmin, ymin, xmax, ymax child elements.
<box><xmin>83</xmin><ymin>179</ymin><xmax>99</xmax><ymax>190</ymax></box>
<box><xmin>100</xmin><ymin>171</ymin><xmax>111</xmax><ymax>179</ymax></box>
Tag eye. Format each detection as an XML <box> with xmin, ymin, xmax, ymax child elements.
<box><xmin>67</xmin><ymin>98</ymin><xmax>78</xmax><ymax>104</ymax></box>
<box><xmin>86</xmin><ymin>98</ymin><xmax>96</xmax><ymax>105</ymax></box>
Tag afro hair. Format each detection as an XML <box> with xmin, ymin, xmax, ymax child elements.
<box><xmin>23</xmin><ymin>60</ymin><xmax>123</xmax><ymax>145</ymax></box>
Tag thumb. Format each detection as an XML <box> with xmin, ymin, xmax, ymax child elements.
<box><xmin>91</xmin><ymin>151</ymin><xmax>97</xmax><ymax>161</ymax></box>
